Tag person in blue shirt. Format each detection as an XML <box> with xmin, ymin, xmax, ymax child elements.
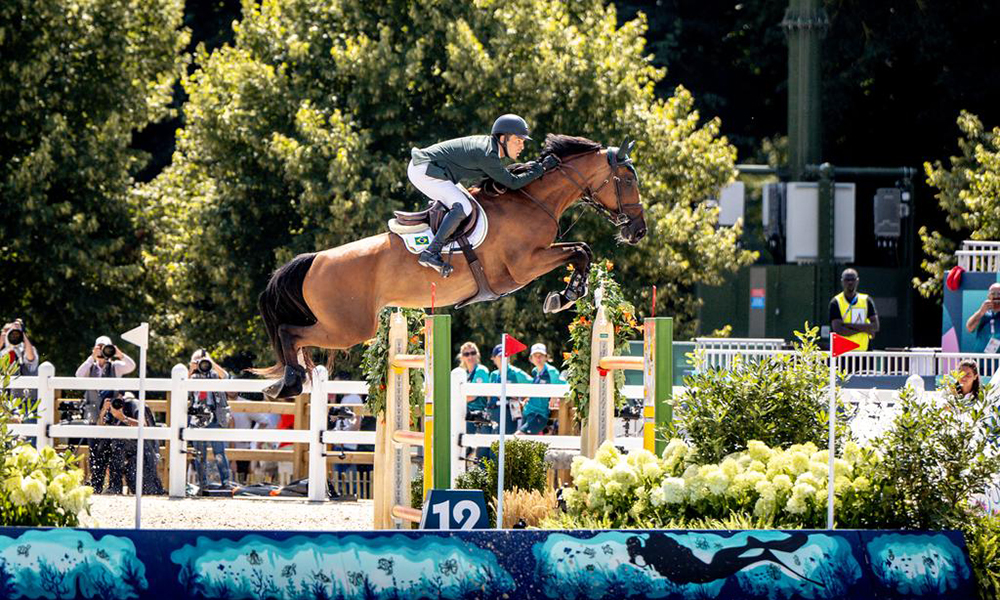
<box><xmin>966</xmin><ymin>283</ymin><xmax>1000</xmax><ymax>354</ymax></box>
<box><xmin>488</xmin><ymin>344</ymin><xmax>531</xmax><ymax>435</ymax></box>
<box><xmin>458</xmin><ymin>342</ymin><xmax>491</xmax><ymax>459</ymax></box>
<box><xmin>519</xmin><ymin>343</ymin><xmax>564</xmax><ymax>435</ymax></box>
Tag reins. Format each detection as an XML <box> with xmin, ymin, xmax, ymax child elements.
<box><xmin>515</xmin><ymin>148</ymin><xmax>643</xmax><ymax>241</ymax></box>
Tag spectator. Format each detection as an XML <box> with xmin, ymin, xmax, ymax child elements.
<box><xmin>966</xmin><ymin>283</ymin><xmax>1000</xmax><ymax>354</ymax></box>
<box><xmin>99</xmin><ymin>391</ymin><xmax>166</xmax><ymax>495</ymax></box>
<box><xmin>1</xmin><ymin>318</ymin><xmax>39</xmax><ymax>404</ymax></box>
<box><xmin>188</xmin><ymin>349</ymin><xmax>233</xmax><ymax>493</ymax></box>
<box><xmin>226</xmin><ymin>352</ymin><xmax>277</xmax><ymax>484</ymax></box>
<box><xmin>329</xmin><ymin>376</ymin><xmax>363</xmax><ymax>497</ymax></box>
<box><xmin>75</xmin><ymin>335</ymin><xmax>136</xmax><ymax>494</ymax></box>
<box><xmin>830</xmin><ymin>268</ymin><xmax>879</xmax><ymax>351</ymax></box>
<box><xmin>519</xmin><ymin>343</ymin><xmax>564</xmax><ymax>435</ymax></box>
<box><xmin>955</xmin><ymin>359</ymin><xmax>981</xmax><ymax>400</ymax></box>
<box><xmin>488</xmin><ymin>344</ymin><xmax>530</xmax><ymax>436</ymax></box>
<box><xmin>457</xmin><ymin>342</ymin><xmax>490</xmax><ymax>459</ymax></box>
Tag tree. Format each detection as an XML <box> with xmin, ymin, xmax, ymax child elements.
<box><xmin>139</xmin><ymin>0</ymin><xmax>755</xmax><ymax>369</ymax></box>
<box><xmin>915</xmin><ymin>111</ymin><xmax>1000</xmax><ymax>298</ymax></box>
<box><xmin>0</xmin><ymin>0</ymin><xmax>188</xmax><ymax>372</ymax></box>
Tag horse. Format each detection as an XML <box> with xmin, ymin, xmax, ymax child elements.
<box><xmin>257</xmin><ymin>134</ymin><xmax>646</xmax><ymax>398</ymax></box>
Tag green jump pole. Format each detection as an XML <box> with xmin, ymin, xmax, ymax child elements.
<box><xmin>643</xmin><ymin>317</ymin><xmax>673</xmax><ymax>456</ymax></box>
<box><xmin>424</xmin><ymin>314</ymin><xmax>452</xmax><ymax>491</ymax></box>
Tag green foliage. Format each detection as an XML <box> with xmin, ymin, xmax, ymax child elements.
<box><xmin>360</xmin><ymin>308</ymin><xmax>425</xmax><ymax>418</ymax></box>
<box><xmin>916</xmin><ymin>111</ymin><xmax>1000</xmax><ymax>299</ymax></box>
<box><xmin>963</xmin><ymin>511</ymin><xmax>1000</xmax><ymax>600</ymax></box>
<box><xmin>0</xmin><ymin>0</ymin><xmax>189</xmax><ymax>372</ymax></box>
<box><xmin>138</xmin><ymin>0</ymin><xmax>753</xmax><ymax>367</ymax></box>
<box><xmin>671</xmin><ymin>324</ymin><xmax>845</xmax><ymax>463</ymax></box>
<box><xmin>861</xmin><ymin>385</ymin><xmax>1000</xmax><ymax>530</ymax></box>
<box><xmin>455</xmin><ymin>438</ymin><xmax>548</xmax><ymax>522</ymax></box>
<box><xmin>563</xmin><ymin>262</ymin><xmax>640</xmax><ymax>426</ymax></box>
<box><xmin>1</xmin><ymin>355</ymin><xmax>92</xmax><ymax>526</ymax></box>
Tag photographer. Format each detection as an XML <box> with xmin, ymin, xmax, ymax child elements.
<box><xmin>97</xmin><ymin>391</ymin><xmax>166</xmax><ymax>495</ymax></box>
<box><xmin>2</xmin><ymin>319</ymin><xmax>39</xmax><ymax>405</ymax></box>
<box><xmin>75</xmin><ymin>336</ymin><xmax>136</xmax><ymax>493</ymax></box>
<box><xmin>329</xmin><ymin>373</ymin><xmax>363</xmax><ymax>496</ymax></box>
<box><xmin>187</xmin><ymin>349</ymin><xmax>233</xmax><ymax>493</ymax></box>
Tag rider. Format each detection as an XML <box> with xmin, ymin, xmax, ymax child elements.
<box><xmin>408</xmin><ymin>114</ymin><xmax>560</xmax><ymax>276</ymax></box>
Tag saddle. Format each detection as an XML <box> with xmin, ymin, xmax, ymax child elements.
<box><xmin>390</xmin><ymin>197</ymin><xmax>503</xmax><ymax>308</ymax></box>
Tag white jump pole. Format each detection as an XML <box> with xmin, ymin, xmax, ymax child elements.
<box><xmin>121</xmin><ymin>323</ymin><xmax>149</xmax><ymax>530</ymax></box>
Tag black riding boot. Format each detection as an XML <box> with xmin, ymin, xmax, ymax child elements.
<box><xmin>418</xmin><ymin>204</ymin><xmax>466</xmax><ymax>277</ymax></box>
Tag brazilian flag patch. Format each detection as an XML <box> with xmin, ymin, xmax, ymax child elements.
<box><xmin>415</xmin><ymin>236</ymin><xmax>430</xmax><ymax>245</ymax></box>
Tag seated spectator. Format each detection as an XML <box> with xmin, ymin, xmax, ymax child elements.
<box><xmin>955</xmin><ymin>359</ymin><xmax>981</xmax><ymax>400</ymax></box>
<box><xmin>76</xmin><ymin>336</ymin><xmax>135</xmax><ymax>494</ymax></box>
<box><xmin>488</xmin><ymin>344</ymin><xmax>530</xmax><ymax>435</ymax></box>
<box><xmin>2</xmin><ymin>318</ymin><xmax>39</xmax><ymax>404</ymax></box>
<box><xmin>519</xmin><ymin>343</ymin><xmax>564</xmax><ymax>435</ymax></box>
<box><xmin>187</xmin><ymin>349</ymin><xmax>233</xmax><ymax>492</ymax></box>
<box><xmin>458</xmin><ymin>342</ymin><xmax>491</xmax><ymax>459</ymax></box>
<box><xmin>101</xmin><ymin>391</ymin><xmax>166</xmax><ymax>495</ymax></box>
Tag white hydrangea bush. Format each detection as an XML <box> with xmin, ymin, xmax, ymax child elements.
<box><xmin>2</xmin><ymin>444</ymin><xmax>93</xmax><ymax>527</ymax></box>
<box><xmin>563</xmin><ymin>439</ymin><xmax>882</xmax><ymax>528</ymax></box>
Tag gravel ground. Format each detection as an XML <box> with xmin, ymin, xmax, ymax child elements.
<box><xmin>84</xmin><ymin>495</ymin><xmax>375</xmax><ymax>530</ymax></box>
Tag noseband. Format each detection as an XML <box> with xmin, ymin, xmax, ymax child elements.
<box><xmin>557</xmin><ymin>150</ymin><xmax>644</xmax><ymax>228</ymax></box>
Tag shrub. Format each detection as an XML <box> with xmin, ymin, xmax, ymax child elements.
<box><xmin>1</xmin><ymin>356</ymin><xmax>93</xmax><ymax>526</ymax></box>
<box><xmin>455</xmin><ymin>438</ymin><xmax>549</xmax><ymax>523</ymax></box>
<box><xmin>963</xmin><ymin>510</ymin><xmax>1000</xmax><ymax>600</ymax></box>
<box><xmin>671</xmin><ymin>324</ymin><xmax>848</xmax><ymax>463</ymax></box>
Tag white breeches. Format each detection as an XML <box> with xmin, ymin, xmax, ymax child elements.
<box><xmin>407</xmin><ymin>159</ymin><xmax>472</xmax><ymax>214</ymax></box>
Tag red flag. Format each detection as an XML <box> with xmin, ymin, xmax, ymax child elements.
<box><xmin>831</xmin><ymin>333</ymin><xmax>860</xmax><ymax>357</ymax></box>
<box><xmin>503</xmin><ymin>334</ymin><xmax>527</xmax><ymax>357</ymax></box>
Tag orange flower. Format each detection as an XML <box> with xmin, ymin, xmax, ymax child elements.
<box><xmin>604</xmin><ymin>260</ymin><xmax>614</xmax><ymax>270</ymax></box>
<box><xmin>563</xmin><ymin>276</ymin><xmax>571</xmax><ymax>284</ymax></box>
<box><xmin>567</xmin><ymin>264</ymin><xmax>575</xmax><ymax>272</ymax></box>
<box><xmin>563</xmin><ymin>352</ymin><xmax>573</xmax><ymax>362</ymax></box>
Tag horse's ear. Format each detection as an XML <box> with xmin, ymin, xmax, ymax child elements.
<box><xmin>617</xmin><ymin>139</ymin><xmax>634</xmax><ymax>160</ymax></box>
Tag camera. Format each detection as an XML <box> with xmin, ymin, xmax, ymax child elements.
<box><xmin>329</xmin><ymin>406</ymin><xmax>356</xmax><ymax>419</ymax></box>
<box><xmin>111</xmin><ymin>397</ymin><xmax>125</xmax><ymax>411</ymax></box>
<box><xmin>467</xmin><ymin>409</ymin><xmax>493</xmax><ymax>424</ymax></box>
<box><xmin>6</xmin><ymin>329</ymin><xmax>23</xmax><ymax>346</ymax></box>
<box><xmin>101</xmin><ymin>344</ymin><xmax>117</xmax><ymax>359</ymax></box>
<box><xmin>620</xmin><ymin>401</ymin><xmax>642</xmax><ymax>420</ymax></box>
<box><xmin>197</xmin><ymin>359</ymin><xmax>212</xmax><ymax>374</ymax></box>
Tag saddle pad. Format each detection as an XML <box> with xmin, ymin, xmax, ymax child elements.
<box><xmin>387</xmin><ymin>197</ymin><xmax>489</xmax><ymax>255</ymax></box>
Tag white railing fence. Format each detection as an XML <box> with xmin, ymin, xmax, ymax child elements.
<box><xmin>7</xmin><ymin>363</ymin><xmax>373</xmax><ymax>501</ymax></box>
<box><xmin>957</xmin><ymin>240</ymin><xmax>1000</xmax><ymax>272</ymax></box>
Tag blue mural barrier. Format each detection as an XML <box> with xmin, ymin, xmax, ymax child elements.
<box><xmin>0</xmin><ymin>527</ymin><xmax>976</xmax><ymax>599</ymax></box>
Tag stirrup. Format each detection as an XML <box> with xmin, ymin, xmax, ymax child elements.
<box><xmin>418</xmin><ymin>252</ymin><xmax>454</xmax><ymax>278</ymax></box>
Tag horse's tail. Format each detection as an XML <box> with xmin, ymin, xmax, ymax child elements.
<box><xmin>254</xmin><ymin>252</ymin><xmax>318</xmax><ymax>377</ymax></box>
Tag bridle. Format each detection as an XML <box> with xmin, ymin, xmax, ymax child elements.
<box><xmin>516</xmin><ymin>148</ymin><xmax>644</xmax><ymax>239</ymax></box>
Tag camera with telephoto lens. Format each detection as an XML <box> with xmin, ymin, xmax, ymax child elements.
<box><xmin>197</xmin><ymin>359</ymin><xmax>212</xmax><ymax>374</ymax></box>
<box><xmin>329</xmin><ymin>406</ymin><xmax>356</xmax><ymax>419</ymax></box>
<box><xmin>620</xmin><ymin>401</ymin><xmax>642</xmax><ymax>420</ymax></box>
<box><xmin>467</xmin><ymin>409</ymin><xmax>493</xmax><ymax>424</ymax></box>
<box><xmin>6</xmin><ymin>319</ymin><xmax>25</xmax><ymax>346</ymax></box>
<box><xmin>101</xmin><ymin>343</ymin><xmax>117</xmax><ymax>359</ymax></box>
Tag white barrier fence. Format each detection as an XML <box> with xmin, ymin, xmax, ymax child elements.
<box><xmin>695</xmin><ymin>348</ymin><xmax>1000</xmax><ymax>378</ymax></box>
<box><xmin>957</xmin><ymin>240</ymin><xmax>1000</xmax><ymax>273</ymax></box>
<box><xmin>7</xmin><ymin>363</ymin><xmax>373</xmax><ymax>501</ymax></box>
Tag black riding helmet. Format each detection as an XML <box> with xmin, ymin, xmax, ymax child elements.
<box><xmin>491</xmin><ymin>114</ymin><xmax>531</xmax><ymax>159</ymax></box>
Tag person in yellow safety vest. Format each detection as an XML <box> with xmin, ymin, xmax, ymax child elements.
<box><xmin>829</xmin><ymin>268</ymin><xmax>880</xmax><ymax>351</ymax></box>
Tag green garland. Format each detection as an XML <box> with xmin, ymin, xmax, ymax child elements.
<box><xmin>360</xmin><ymin>307</ymin><xmax>426</xmax><ymax>418</ymax></box>
<box><xmin>563</xmin><ymin>261</ymin><xmax>641</xmax><ymax>426</ymax></box>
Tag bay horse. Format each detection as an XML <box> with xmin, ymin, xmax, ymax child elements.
<box><xmin>258</xmin><ymin>134</ymin><xmax>646</xmax><ymax>398</ymax></box>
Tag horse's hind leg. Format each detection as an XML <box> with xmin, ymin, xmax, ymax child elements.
<box><xmin>263</xmin><ymin>323</ymin><xmax>313</xmax><ymax>399</ymax></box>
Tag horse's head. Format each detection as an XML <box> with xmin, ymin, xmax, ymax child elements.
<box><xmin>596</xmin><ymin>139</ymin><xmax>646</xmax><ymax>244</ymax></box>
<box><xmin>542</xmin><ymin>135</ymin><xmax>646</xmax><ymax>244</ymax></box>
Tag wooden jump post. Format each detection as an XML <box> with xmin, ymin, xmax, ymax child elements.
<box><xmin>373</xmin><ymin>311</ymin><xmax>451</xmax><ymax>529</ymax></box>
<box><xmin>587</xmin><ymin>302</ymin><xmax>673</xmax><ymax>458</ymax></box>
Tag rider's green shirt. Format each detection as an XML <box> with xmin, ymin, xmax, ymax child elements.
<box><xmin>410</xmin><ymin>135</ymin><xmax>543</xmax><ymax>190</ymax></box>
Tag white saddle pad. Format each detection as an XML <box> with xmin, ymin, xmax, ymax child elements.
<box><xmin>387</xmin><ymin>197</ymin><xmax>489</xmax><ymax>255</ymax></box>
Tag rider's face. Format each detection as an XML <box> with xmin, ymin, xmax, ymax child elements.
<box><xmin>503</xmin><ymin>135</ymin><xmax>526</xmax><ymax>160</ymax></box>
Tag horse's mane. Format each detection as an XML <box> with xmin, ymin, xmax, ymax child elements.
<box><xmin>540</xmin><ymin>134</ymin><xmax>603</xmax><ymax>159</ymax></box>
<box><xmin>504</xmin><ymin>134</ymin><xmax>603</xmax><ymax>175</ymax></box>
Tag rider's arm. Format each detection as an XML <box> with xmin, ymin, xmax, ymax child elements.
<box><xmin>478</xmin><ymin>156</ymin><xmax>543</xmax><ymax>190</ymax></box>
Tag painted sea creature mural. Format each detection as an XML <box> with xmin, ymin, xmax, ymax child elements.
<box><xmin>169</xmin><ymin>533</ymin><xmax>515</xmax><ymax>600</ymax></box>
<box><xmin>0</xmin><ymin>530</ymin><xmax>147</xmax><ymax>599</ymax></box>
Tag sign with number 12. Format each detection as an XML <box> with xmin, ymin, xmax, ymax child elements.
<box><xmin>419</xmin><ymin>490</ymin><xmax>490</xmax><ymax>530</ymax></box>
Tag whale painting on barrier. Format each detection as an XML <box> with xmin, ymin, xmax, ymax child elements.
<box><xmin>0</xmin><ymin>527</ymin><xmax>977</xmax><ymax>599</ymax></box>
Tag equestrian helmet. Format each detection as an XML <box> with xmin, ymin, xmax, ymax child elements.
<box><xmin>491</xmin><ymin>114</ymin><xmax>532</xmax><ymax>140</ymax></box>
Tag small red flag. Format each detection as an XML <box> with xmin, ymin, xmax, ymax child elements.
<box><xmin>831</xmin><ymin>333</ymin><xmax>861</xmax><ymax>357</ymax></box>
<box><xmin>503</xmin><ymin>334</ymin><xmax>527</xmax><ymax>357</ymax></box>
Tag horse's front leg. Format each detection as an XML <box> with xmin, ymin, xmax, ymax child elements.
<box><xmin>511</xmin><ymin>242</ymin><xmax>593</xmax><ymax>313</ymax></box>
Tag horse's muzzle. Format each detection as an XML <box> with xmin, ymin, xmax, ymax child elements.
<box><xmin>622</xmin><ymin>220</ymin><xmax>647</xmax><ymax>244</ymax></box>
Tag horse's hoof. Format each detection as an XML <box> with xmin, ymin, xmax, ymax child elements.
<box><xmin>543</xmin><ymin>291</ymin><xmax>576</xmax><ymax>314</ymax></box>
<box><xmin>264</xmin><ymin>366</ymin><xmax>305</xmax><ymax>399</ymax></box>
